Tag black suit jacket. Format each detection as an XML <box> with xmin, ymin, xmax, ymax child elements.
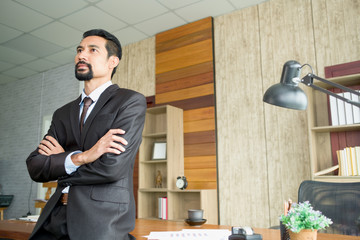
<box><xmin>26</xmin><ymin>84</ymin><xmax>146</xmax><ymax>240</ymax></box>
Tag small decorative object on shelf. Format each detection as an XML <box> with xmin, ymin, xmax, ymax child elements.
<box><xmin>176</xmin><ymin>176</ymin><xmax>188</xmax><ymax>190</ymax></box>
<box><xmin>152</xmin><ymin>142</ymin><xmax>167</xmax><ymax>160</ymax></box>
<box><xmin>155</xmin><ymin>170</ymin><xmax>162</xmax><ymax>188</ymax></box>
<box><xmin>280</xmin><ymin>201</ymin><xmax>333</xmax><ymax>240</ymax></box>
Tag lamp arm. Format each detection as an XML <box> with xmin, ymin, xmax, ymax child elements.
<box><xmin>301</xmin><ymin>74</ymin><xmax>360</xmax><ymax>107</ymax></box>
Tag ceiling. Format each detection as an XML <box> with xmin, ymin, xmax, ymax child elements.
<box><xmin>0</xmin><ymin>0</ymin><xmax>267</xmax><ymax>85</ymax></box>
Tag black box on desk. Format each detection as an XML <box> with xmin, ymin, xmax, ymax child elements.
<box><xmin>229</xmin><ymin>233</ymin><xmax>262</xmax><ymax>240</ymax></box>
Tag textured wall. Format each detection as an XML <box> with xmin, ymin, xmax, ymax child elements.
<box><xmin>0</xmin><ymin>63</ymin><xmax>79</xmax><ymax>219</ymax></box>
<box><xmin>113</xmin><ymin>37</ymin><xmax>156</xmax><ymax>97</ymax></box>
<box><xmin>215</xmin><ymin>0</ymin><xmax>360</xmax><ymax>228</ymax></box>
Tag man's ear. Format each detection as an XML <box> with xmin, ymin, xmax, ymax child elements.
<box><xmin>109</xmin><ymin>56</ymin><xmax>120</xmax><ymax>69</ymax></box>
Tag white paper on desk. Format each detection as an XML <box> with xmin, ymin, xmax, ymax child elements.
<box><xmin>147</xmin><ymin>229</ymin><xmax>231</xmax><ymax>240</ymax></box>
<box><xmin>18</xmin><ymin>215</ymin><xmax>39</xmax><ymax>222</ymax></box>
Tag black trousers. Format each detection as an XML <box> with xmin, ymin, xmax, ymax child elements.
<box><xmin>31</xmin><ymin>204</ymin><xmax>69</xmax><ymax>240</ymax></box>
<box><xmin>31</xmin><ymin>203</ymin><xmax>136</xmax><ymax>240</ymax></box>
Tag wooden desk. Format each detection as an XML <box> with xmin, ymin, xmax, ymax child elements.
<box><xmin>0</xmin><ymin>219</ymin><xmax>358</xmax><ymax>240</ymax></box>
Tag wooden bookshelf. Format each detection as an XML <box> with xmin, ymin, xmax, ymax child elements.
<box><xmin>137</xmin><ymin>105</ymin><xmax>218</xmax><ymax>224</ymax></box>
<box><xmin>308</xmin><ymin>70</ymin><xmax>360</xmax><ymax>182</ymax></box>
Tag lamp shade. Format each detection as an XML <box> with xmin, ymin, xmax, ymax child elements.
<box><xmin>263</xmin><ymin>60</ymin><xmax>308</xmax><ymax>110</ymax></box>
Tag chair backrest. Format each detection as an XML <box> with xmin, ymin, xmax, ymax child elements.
<box><xmin>298</xmin><ymin>180</ymin><xmax>360</xmax><ymax>236</ymax></box>
<box><xmin>0</xmin><ymin>195</ymin><xmax>14</xmax><ymax>208</ymax></box>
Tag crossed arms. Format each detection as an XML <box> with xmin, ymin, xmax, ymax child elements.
<box><xmin>38</xmin><ymin>129</ymin><xmax>128</xmax><ymax>166</ymax></box>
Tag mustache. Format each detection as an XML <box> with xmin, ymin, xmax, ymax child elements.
<box><xmin>76</xmin><ymin>61</ymin><xmax>91</xmax><ymax>69</ymax></box>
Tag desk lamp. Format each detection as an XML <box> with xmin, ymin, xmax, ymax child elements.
<box><xmin>263</xmin><ymin>60</ymin><xmax>360</xmax><ymax>110</ymax></box>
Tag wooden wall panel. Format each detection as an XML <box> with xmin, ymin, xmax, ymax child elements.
<box><xmin>156</xmin><ymin>17</ymin><xmax>217</xmax><ymax>190</ymax></box>
<box><xmin>312</xmin><ymin>0</ymin><xmax>360</xmax><ymax>77</ymax></box>
<box><xmin>215</xmin><ymin>5</ymin><xmax>270</xmax><ymax>228</ymax></box>
<box><xmin>215</xmin><ymin>0</ymin><xmax>360</xmax><ymax>229</ymax></box>
<box><xmin>258</xmin><ymin>0</ymin><xmax>314</xmax><ymax>228</ymax></box>
<box><xmin>113</xmin><ymin>37</ymin><xmax>155</xmax><ymax>97</ymax></box>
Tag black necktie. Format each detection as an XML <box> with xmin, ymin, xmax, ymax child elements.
<box><xmin>80</xmin><ymin>97</ymin><xmax>93</xmax><ymax>132</ymax></box>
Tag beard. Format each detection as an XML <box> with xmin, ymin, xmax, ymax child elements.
<box><xmin>75</xmin><ymin>61</ymin><xmax>93</xmax><ymax>81</ymax></box>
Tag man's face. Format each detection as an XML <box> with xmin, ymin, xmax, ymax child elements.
<box><xmin>75</xmin><ymin>36</ymin><xmax>111</xmax><ymax>81</ymax></box>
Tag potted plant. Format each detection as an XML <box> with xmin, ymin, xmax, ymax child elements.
<box><xmin>280</xmin><ymin>201</ymin><xmax>333</xmax><ymax>240</ymax></box>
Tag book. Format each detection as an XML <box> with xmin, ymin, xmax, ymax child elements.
<box><xmin>158</xmin><ymin>197</ymin><xmax>168</xmax><ymax>220</ymax></box>
<box><xmin>329</xmin><ymin>95</ymin><xmax>339</xmax><ymax>125</ymax></box>
<box><xmin>162</xmin><ymin>197</ymin><xmax>168</xmax><ymax>220</ymax></box>
<box><xmin>336</xmin><ymin>93</ymin><xmax>346</xmax><ymax>125</ymax></box>
<box><xmin>344</xmin><ymin>92</ymin><xmax>354</xmax><ymax>124</ymax></box>
<box><xmin>356</xmin><ymin>146</ymin><xmax>360</xmax><ymax>174</ymax></box>
<box><xmin>314</xmin><ymin>165</ymin><xmax>339</xmax><ymax>176</ymax></box>
<box><xmin>336</xmin><ymin>146</ymin><xmax>360</xmax><ymax>176</ymax></box>
<box><xmin>158</xmin><ymin>197</ymin><xmax>162</xmax><ymax>219</ymax></box>
<box><xmin>352</xmin><ymin>91</ymin><xmax>360</xmax><ymax>124</ymax></box>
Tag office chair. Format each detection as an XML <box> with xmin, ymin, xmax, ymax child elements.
<box><xmin>298</xmin><ymin>180</ymin><xmax>360</xmax><ymax>236</ymax></box>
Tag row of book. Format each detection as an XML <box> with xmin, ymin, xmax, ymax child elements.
<box><xmin>329</xmin><ymin>91</ymin><xmax>360</xmax><ymax>126</ymax></box>
<box><xmin>336</xmin><ymin>146</ymin><xmax>360</xmax><ymax>176</ymax></box>
<box><xmin>158</xmin><ymin>197</ymin><xmax>168</xmax><ymax>220</ymax></box>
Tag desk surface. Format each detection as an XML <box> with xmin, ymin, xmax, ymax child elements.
<box><xmin>0</xmin><ymin>218</ymin><xmax>358</xmax><ymax>240</ymax></box>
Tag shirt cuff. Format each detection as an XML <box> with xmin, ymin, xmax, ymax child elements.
<box><xmin>65</xmin><ymin>151</ymin><xmax>82</xmax><ymax>174</ymax></box>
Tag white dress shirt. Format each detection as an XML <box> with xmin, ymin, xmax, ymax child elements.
<box><xmin>62</xmin><ymin>81</ymin><xmax>112</xmax><ymax>193</ymax></box>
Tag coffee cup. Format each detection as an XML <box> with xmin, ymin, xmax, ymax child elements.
<box><xmin>188</xmin><ymin>209</ymin><xmax>203</xmax><ymax>220</ymax></box>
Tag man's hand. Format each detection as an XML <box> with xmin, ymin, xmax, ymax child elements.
<box><xmin>71</xmin><ymin>129</ymin><xmax>128</xmax><ymax>166</ymax></box>
<box><xmin>38</xmin><ymin>136</ymin><xmax>65</xmax><ymax>156</ymax></box>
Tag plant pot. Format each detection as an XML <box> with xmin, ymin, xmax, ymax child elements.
<box><xmin>289</xmin><ymin>229</ymin><xmax>317</xmax><ymax>240</ymax></box>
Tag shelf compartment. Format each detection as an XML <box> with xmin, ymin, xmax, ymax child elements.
<box><xmin>314</xmin><ymin>73</ymin><xmax>360</xmax><ymax>89</ymax></box>
<box><xmin>314</xmin><ymin>176</ymin><xmax>360</xmax><ymax>183</ymax></box>
<box><xmin>308</xmin><ymin>69</ymin><xmax>360</xmax><ymax>182</ymax></box>
<box><xmin>138</xmin><ymin>191</ymin><xmax>167</xmax><ymax>219</ymax></box>
<box><xmin>139</xmin><ymin>160</ymin><xmax>167</xmax><ymax>189</ymax></box>
<box><xmin>143</xmin><ymin>106</ymin><xmax>168</xmax><ymax>135</ymax></box>
<box><xmin>311</xmin><ymin>124</ymin><xmax>360</xmax><ymax>133</ymax></box>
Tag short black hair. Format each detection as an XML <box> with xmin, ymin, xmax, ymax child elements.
<box><xmin>82</xmin><ymin>29</ymin><xmax>122</xmax><ymax>78</ymax></box>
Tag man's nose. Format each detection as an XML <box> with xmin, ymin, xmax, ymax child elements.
<box><xmin>77</xmin><ymin>51</ymin><xmax>87</xmax><ymax>61</ymax></box>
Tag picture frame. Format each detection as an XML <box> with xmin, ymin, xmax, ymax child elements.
<box><xmin>152</xmin><ymin>142</ymin><xmax>167</xmax><ymax>160</ymax></box>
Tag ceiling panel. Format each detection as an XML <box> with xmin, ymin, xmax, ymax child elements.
<box><xmin>15</xmin><ymin>0</ymin><xmax>88</xmax><ymax>19</ymax></box>
<box><xmin>229</xmin><ymin>0</ymin><xmax>268</xmax><ymax>9</ymax></box>
<box><xmin>3</xmin><ymin>66</ymin><xmax>37</xmax><ymax>79</ymax></box>
<box><xmin>0</xmin><ymin>24</ymin><xmax>22</xmax><ymax>44</ymax></box>
<box><xmin>44</xmin><ymin>49</ymin><xmax>75</xmax><ymax>65</ymax></box>
<box><xmin>0</xmin><ymin>61</ymin><xmax>15</xmax><ymax>72</ymax></box>
<box><xmin>0</xmin><ymin>45</ymin><xmax>37</xmax><ymax>65</ymax></box>
<box><xmin>3</xmin><ymin>34</ymin><xmax>63</xmax><ymax>58</ymax></box>
<box><xmin>0</xmin><ymin>0</ymin><xmax>52</xmax><ymax>32</ymax></box>
<box><xmin>97</xmin><ymin>0</ymin><xmax>168</xmax><ymax>24</ymax></box>
<box><xmin>113</xmin><ymin>27</ymin><xmax>148</xmax><ymax>46</ymax></box>
<box><xmin>60</xmin><ymin>6</ymin><xmax>127</xmax><ymax>32</ymax></box>
<box><xmin>135</xmin><ymin>12</ymin><xmax>186</xmax><ymax>36</ymax></box>
<box><xmin>175</xmin><ymin>0</ymin><xmax>235</xmax><ymax>22</ymax></box>
<box><xmin>156</xmin><ymin>0</ymin><xmax>202</xmax><ymax>10</ymax></box>
<box><xmin>22</xmin><ymin>59</ymin><xmax>58</xmax><ymax>72</ymax></box>
<box><xmin>0</xmin><ymin>0</ymin><xmax>269</xmax><ymax>84</ymax></box>
<box><xmin>31</xmin><ymin>22</ymin><xmax>83</xmax><ymax>48</ymax></box>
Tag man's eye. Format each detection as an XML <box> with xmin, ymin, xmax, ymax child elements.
<box><xmin>90</xmin><ymin>49</ymin><xmax>97</xmax><ymax>52</ymax></box>
<box><xmin>77</xmin><ymin>49</ymin><xmax>82</xmax><ymax>53</ymax></box>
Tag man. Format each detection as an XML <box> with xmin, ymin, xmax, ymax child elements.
<box><xmin>26</xmin><ymin>29</ymin><xmax>146</xmax><ymax>240</ymax></box>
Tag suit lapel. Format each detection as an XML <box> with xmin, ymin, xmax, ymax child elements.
<box><xmin>70</xmin><ymin>96</ymin><xmax>82</xmax><ymax>147</ymax></box>
<box><xmin>80</xmin><ymin>84</ymin><xmax>119</xmax><ymax>145</ymax></box>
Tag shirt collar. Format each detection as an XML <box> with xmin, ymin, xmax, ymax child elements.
<box><xmin>80</xmin><ymin>81</ymin><xmax>112</xmax><ymax>105</ymax></box>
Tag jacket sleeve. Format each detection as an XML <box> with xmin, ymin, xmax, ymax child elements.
<box><xmin>57</xmin><ymin>92</ymin><xmax>146</xmax><ymax>187</ymax></box>
<box><xmin>26</xmin><ymin>111</ymin><xmax>69</xmax><ymax>183</ymax></box>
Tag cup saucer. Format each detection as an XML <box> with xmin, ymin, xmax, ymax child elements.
<box><xmin>185</xmin><ymin>218</ymin><xmax>207</xmax><ymax>226</ymax></box>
